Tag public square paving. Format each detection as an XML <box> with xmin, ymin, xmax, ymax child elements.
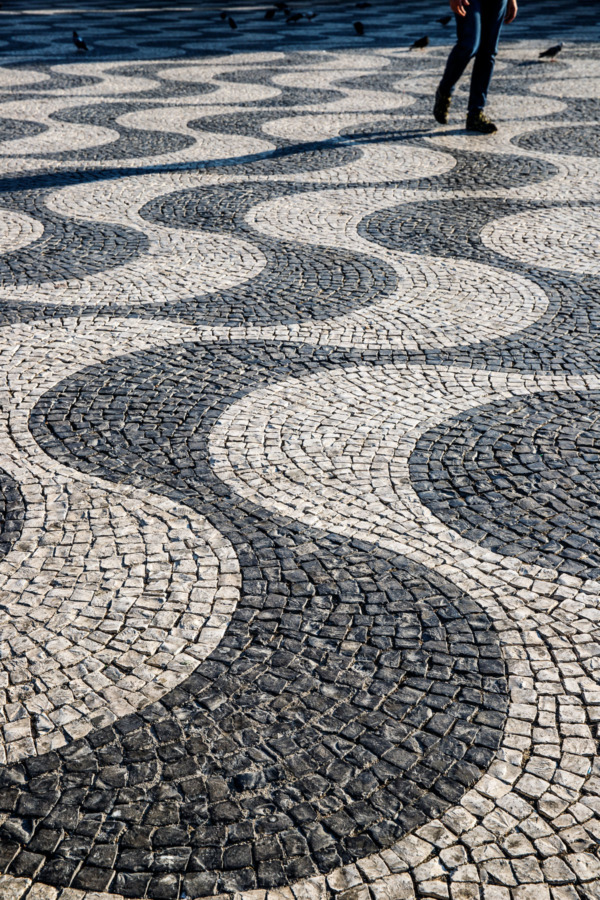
<box><xmin>0</xmin><ymin>0</ymin><xmax>599</xmax><ymax>897</ymax></box>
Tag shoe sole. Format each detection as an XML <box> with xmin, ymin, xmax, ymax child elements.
<box><xmin>465</xmin><ymin>125</ymin><xmax>498</xmax><ymax>134</ymax></box>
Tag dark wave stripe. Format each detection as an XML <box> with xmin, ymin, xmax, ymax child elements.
<box><xmin>0</xmin><ymin>191</ymin><xmax>149</xmax><ymax>287</ymax></box>
<box><xmin>0</xmin><ymin>117</ymin><xmax>47</xmax><ymax>145</ymax></box>
<box><xmin>0</xmin><ymin>468</ymin><xmax>26</xmax><ymax>562</ymax></box>
<box><xmin>357</xmin><ymin>195</ymin><xmax>600</xmax><ymax>373</ymax></box>
<box><xmin>138</xmin><ymin>179</ymin><xmax>398</xmax><ymax>324</ymax></box>
<box><xmin>512</xmin><ymin>123</ymin><xmax>600</xmax><ymax>157</ymax></box>
<box><xmin>410</xmin><ymin>390</ymin><xmax>600</xmax><ymax>578</ymax></box>
<box><xmin>45</xmin><ymin>101</ymin><xmax>198</xmax><ymax>161</ymax></box>
<box><xmin>0</xmin><ymin>341</ymin><xmax>509</xmax><ymax>899</ymax></box>
<box><xmin>0</xmin><ymin>66</ymin><xmax>101</xmax><ymax>101</ymax></box>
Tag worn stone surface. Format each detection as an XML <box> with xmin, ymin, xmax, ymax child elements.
<box><xmin>0</xmin><ymin>0</ymin><xmax>599</xmax><ymax>898</ymax></box>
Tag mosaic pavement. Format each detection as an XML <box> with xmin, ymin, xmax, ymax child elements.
<box><xmin>0</xmin><ymin>0</ymin><xmax>599</xmax><ymax>897</ymax></box>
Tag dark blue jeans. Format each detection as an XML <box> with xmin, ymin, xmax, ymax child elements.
<box><xmin>439</xmin><ymin>0</ymin><xmax>508</xmax><ymax>115</ymax></box>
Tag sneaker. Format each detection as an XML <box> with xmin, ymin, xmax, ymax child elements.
<box><xmin>466</xmin><ymin>110</ymin><xmax>498</xmax><ymax>134</ymax></box>
<box><xmin>433</xmin><ymin>87</ymin><xmax>451</xmax><ymax>124</ymax></box>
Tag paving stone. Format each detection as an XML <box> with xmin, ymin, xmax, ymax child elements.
<box><xmin>0</xmin><ymin>3</ymin><xmax>598</xmax><ymax>900</ymax></box>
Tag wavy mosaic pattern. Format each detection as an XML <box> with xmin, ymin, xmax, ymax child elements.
<box><xmin>0</xmin><ymin>0</ymin><xmax>599</xmax><ymax>898</ymax></box>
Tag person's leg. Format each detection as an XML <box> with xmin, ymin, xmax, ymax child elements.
<box><xmin>467</xmin><ymin>0</ymin><xmax>508</xmax><ymax>115</ymax></box>
<box><xmin>438</xmin><ymin>0</ymin><xmax>482</xmax><ymax>97</ymax></box>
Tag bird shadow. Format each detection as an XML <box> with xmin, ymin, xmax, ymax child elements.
<box><xmin>516</xmin><ymin>60</ymin><xmax>555</xmax><ymax>66</ymax></box>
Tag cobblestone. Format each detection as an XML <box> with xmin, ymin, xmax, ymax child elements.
<box><xmin>0</xmin><ymin>0</ymin><xmax>598</xmax><ymax>898</ymax></box>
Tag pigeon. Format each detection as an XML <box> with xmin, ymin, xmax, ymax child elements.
<box><xmin>228</xmin><ymin>15</ymin><xmax>237</xmax><ymax>28</ymax></box>
<box><xmin>353</xmin><ymin>20</ymin><xmax>365</xmax><ymax>35</ymax></box>
<box><xmin>219</xmin><ymin>10</ymin><xmax>227</xmax><ymax>18</ymax></box>
<box><xmin>437</xmin><ymin>14</ymin><xmax>452</xmax><ymax>25</ymax></box>
<box><xmin>410</xmin><ymin>35</ymin><xmax>429</xmax><ymax>49</ymax></box>
<box><xmin>72</xmin><ymin>30</ymin><xmax>88</xmax><ymax>50</ymax></box>
<box><xmin>539</xmin><ymin>42</ymin><xmax>563</xmax><ymax>59</ymax></box>
<box><xmin>264</xmin><ymin>7</ymin><xmax>276</xmax><ymax>18</ymax></box>
<box><xmin>286</xmin><ymin>11</ymin><xmax>303</xmax><ymax>23</ymax></box>
<box><xmin>356</xmin><ymin>1</ymin><xmax>371</xmax><ymax>7</ymax></box>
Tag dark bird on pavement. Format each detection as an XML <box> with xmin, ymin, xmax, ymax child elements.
<box><xmin>228</xmin><ymin>15</ymin><xmax>237</xmax><ymax>28</ymax></box>
<box><xmin>353</xmin><ymin>20</ymin><xmax>365</xmax><ymax>35</ymax></box>
<box><xmin>72</xmin><ymin>30</ymin><xmax>88</xmax><ymax>50</ymax></box>
<box><xmin>356</xmin><ymin>1</ymin><xmax>371</xmax><ymax>7</ymax></box>
<box><xmin>286</xmin><ymin>11</ymin><xmax>303</xmax><ymax>23</ymax></box>
<box><xmin>219</xmin><ymin>10</ymin><xmax>227</xmax><ymax>18</ymax></box>
<box><xmin>437</xmin><ymin>14</ymin><xmax>452</xmax><ymax>25</ymax></box>
<box><xmin>410</xmin><ymin>35</ymin><xmax>429</xmax><ymax>49</ymax></box>
<box><xmin>264</xmin><ymin>7</ymin><xmax>276</xmax><ymax>18</ymax></box>
<box><xmin>539</xmin><ymin>42</ymin><xmax>563</xmax><ymax>59</ymax></box>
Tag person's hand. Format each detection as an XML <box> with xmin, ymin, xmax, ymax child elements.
<box><xmin>505</xmin><ymin>0</ymin><xmax>518</xmax><ymax>23</ymax></box>
<box><xmin>450</xmin><ymin>0</ymin><xmax>469</xmax><ymax>17</ymax></box>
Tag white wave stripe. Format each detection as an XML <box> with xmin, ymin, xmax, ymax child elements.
<box><xmin>280</xmin><ymin>51</ymin><xmax>390</xmax><ymax>72</ymax></box>
<box><xmin>0</xmin><ymin>173</ymin><xmax>268</xmax><ymax>307</ymax></box>
<box><xmin>559</xmin><ymin>57</ymin><xmax>600</xmax><ymax>77</ymax></box>
<box><xmin>481</xmin><ymin>205</ymin><xmax>600</xmax><ymax>276</ymax></box>
<box><xmin>154</xmin><ymin>64</ymin><xmax>284</xmax><ymax>104</ymax></box>
<box><xmin>43</xmin><ymin>61</ymin><xmax>160</xmax><ymax>96</ymax></box>
<box><xmin>157</xmin><ymin>52</ymin><xmax>286</xmax><ymax>77</ymax></box>
<box><xmin>399</xmin><ymin>78</ymin><xmax>566</xmax><ymax>121</ymax></box>
<box><xmin>531</xmin><ymin>76</ymin><xmax>600</xmax><ymax>99</ymax></box>
<box><xmin>0</xmin><ymin>209</ymin><xmax>44</xmax><ymax>254</ymax></box>
<box><xmin>426</xmin><ymin>119</ymin><xmax>600</xmax><ymax>201</ymax></box>
<box><xmin>243</xmin><ymin>183</ymin><xmax>549</xmax><ymax>347</ymax></box>
<box><xmin>0</xmin><ymin>318</ymin><xmax>242</xmax><ymax>764</ymax></box>
<box><xmin>1</xmin><ymin>148</ymin><xmax>444</xmax><ymax>312</ymax></box>
<box><xmin>263</xmin><ymin>179</ymin><xmax>443</xmax><ymax>234</ymax></box>
<box><xmin>208</xmin><ymin>363</ymin><xmax>600</xmax><ymax>594</ymax></box>
<box><xmin>244</xmin><ymin>182</ymin><xmax>445</xmax><ymax>252</ymax></box>
<box><xmin>261</xmin><ymin>109</ymin><xmax>410</xmax><ymax>143</ymax></box>
<box><xmin>0</xmin><ymin>99</ymin><xmax>275</xmax><ymax>174</ymax></box>
<box><xmin>0</xmin><ymin>65</ymin><xmax>50</xmax><ymax>87</ymax></box>
<box><xmin>0</xmin><ymin>96</ymin><xmax>119</xmax><ymax>156</ymax></box>
<box><xmin>280</xmin><ymin>140</ymin><xmax>454</xmax><ymax>186</ymax></box>
<box><xmin>303</xmin><ymin>255</ymin><xmax>548</xmax><ymax>349</ymax></box>
<box><xmin>0</xmin><ymin>56</ymin><xmax>421</xmax><ymax>176</ymax></box>
<box><xmin>115</xmin><ymin>103</ymin><xmax>277</xmax><ymax>155</ymax></box>
<box><xmin>0</xmin><ymin>485</ymin><xmax>238</xmax><ymax>764</ymax></box>
<box><xmin>0</xmin><ymin>84</ymin><xmax>280</xmax><ymax>172</ymax></box>
<box><xmin>270</xmin><ymin>68</ymin><xmax>413</xmax><ymax>114</ymax></box>
<box><xmin>207</xmin><ymin>362</ymin><xmax>600</xmax><ymax>899</ymax></box>
<box><xmin>114</xmin><ymin>93</ymin><xmax>410</xmax><ymax>144</ymax></box>
<box><xmin>0</xmin><ymin>83</ymin><xmax>407</xmax><ymax>176</ymax></box>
